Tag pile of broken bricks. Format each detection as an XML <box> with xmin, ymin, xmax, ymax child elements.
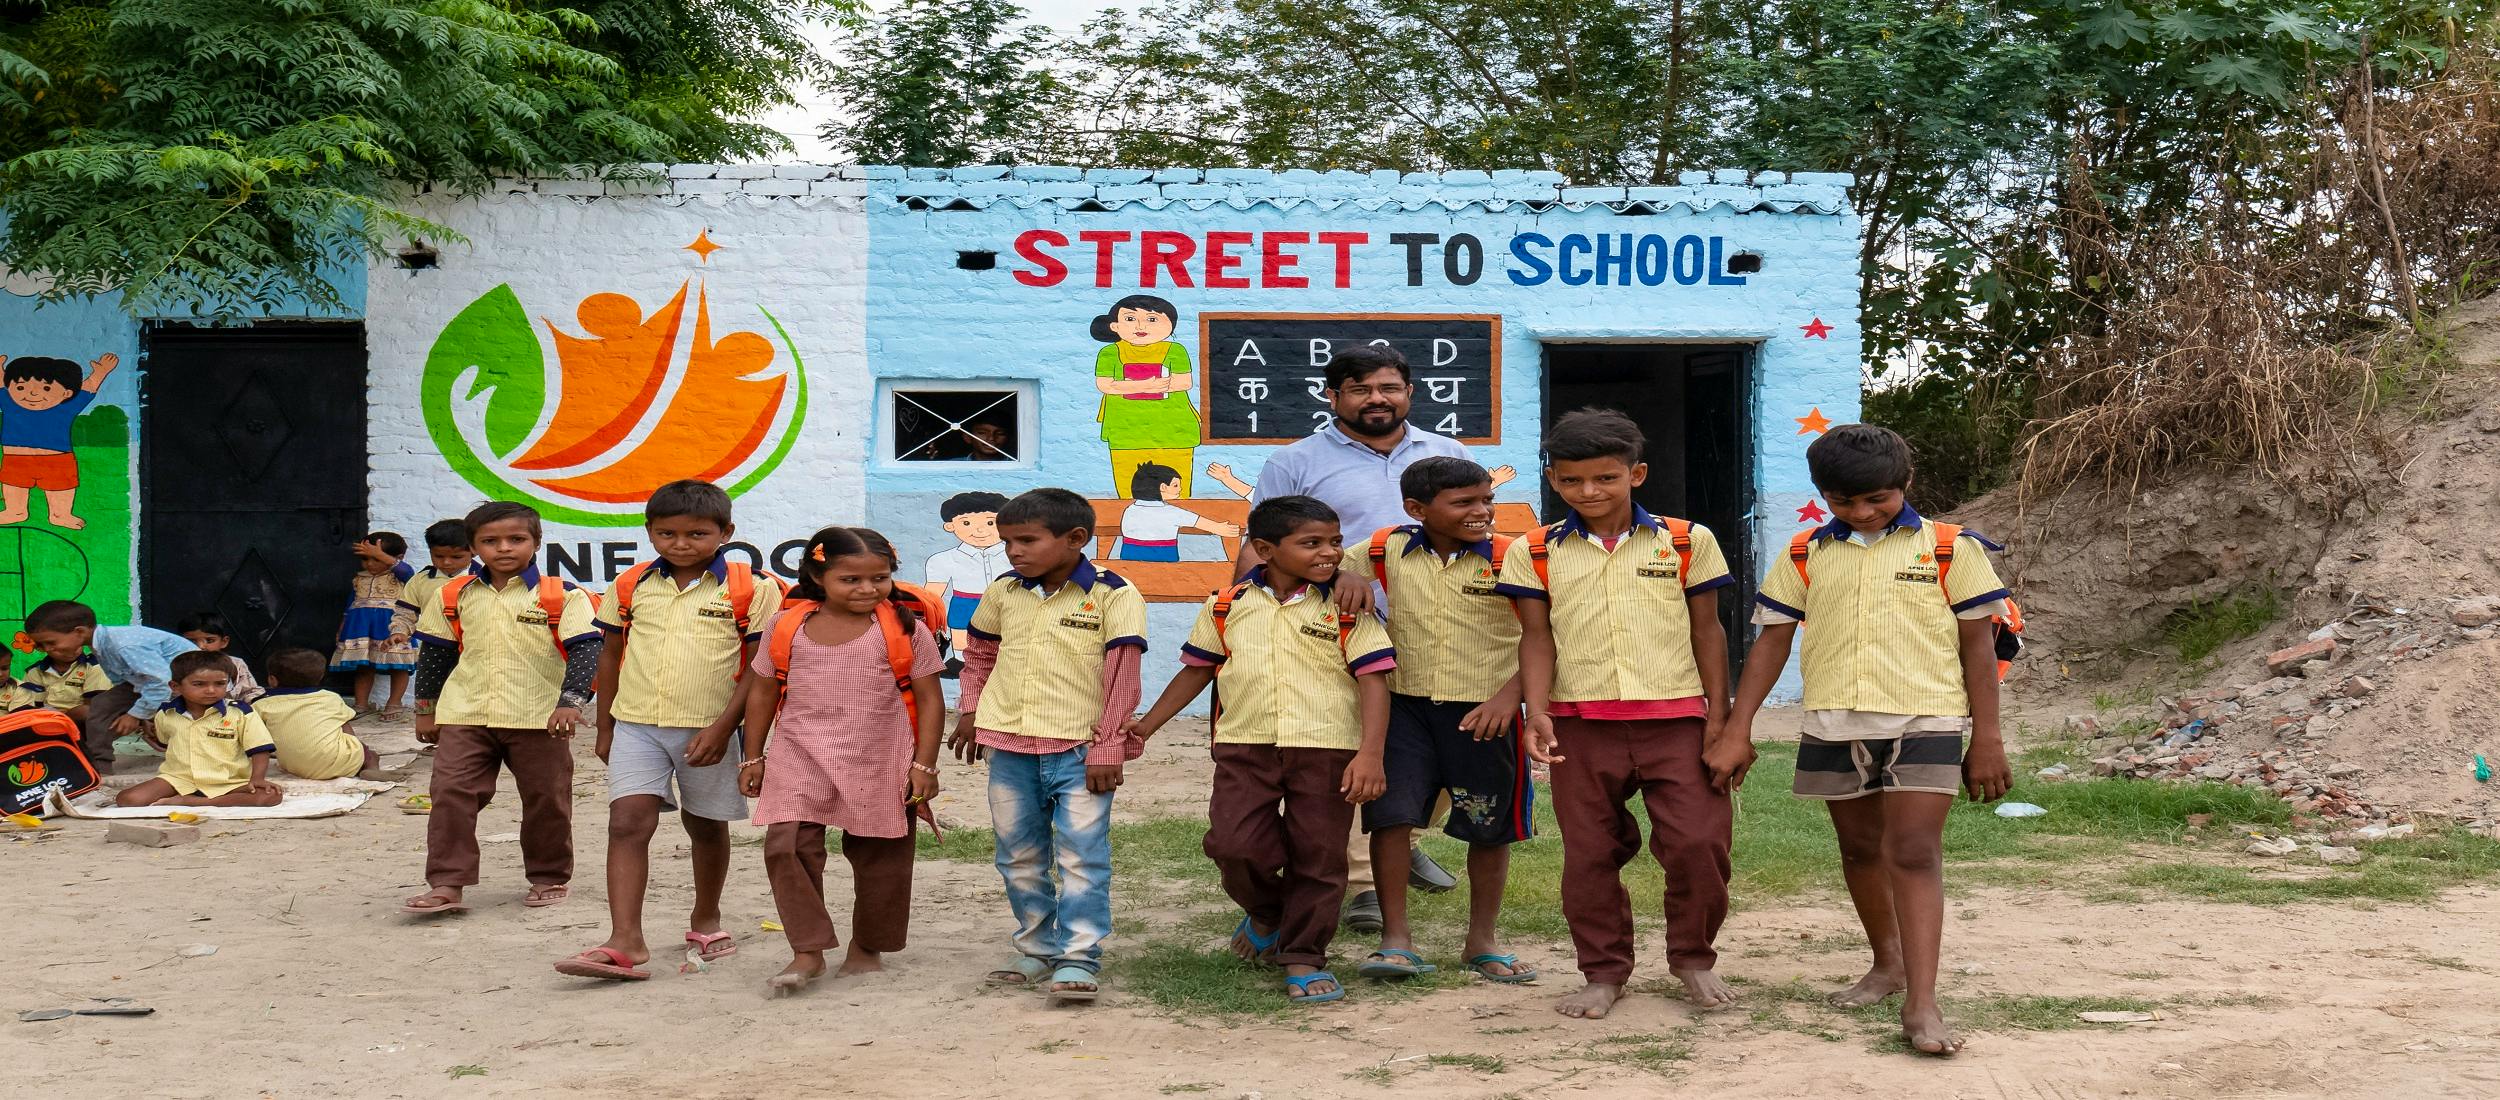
<box><xmin>2061</xmin><ymin>593</ymin><xmax>2500</xmax><ymax>828</ymax></box>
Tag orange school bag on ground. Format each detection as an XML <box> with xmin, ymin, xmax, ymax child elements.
<box><xmin>0</xmin><ymin>709</ymin><xmax>99</xmax><ymax>815</ymax></box>
<box><xmin>764</xmin><ymin>582</ymin><xmax>945</xmax><ymax>836</ymax></box>
<box><xmin>1785</xmin><ymin>521</ymin><xmax>2026</xmax><ymax>679</ymax></box>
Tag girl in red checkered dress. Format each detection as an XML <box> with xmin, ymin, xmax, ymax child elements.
<box><xmin>741</xmin><ymin>527</ymin><xmax>945</xmax><ymax>995</ymax></box>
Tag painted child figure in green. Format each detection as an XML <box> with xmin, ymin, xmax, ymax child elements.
<box><xmin>1091</xmin><ymin>295</ymin><xmax>1199</xmax><ymax>497</ymax></box>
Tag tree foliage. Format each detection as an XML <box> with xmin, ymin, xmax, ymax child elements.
<box><xmin>0</xmin><ymin>0</ymin><xmax>849</xmax><ymax>314</ymax></box>
<box><xmin>819</xmin><ymin>0</ymin><xmax>1061</xmax><ymax>166</ymax></box>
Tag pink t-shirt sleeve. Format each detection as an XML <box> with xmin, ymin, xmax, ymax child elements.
<box><xmin>909</xmin><ymin>622</ymin><xmax>944</xmax><ymax>678</ymax></box>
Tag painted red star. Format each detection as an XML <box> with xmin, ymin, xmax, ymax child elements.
<box><xmin>1796</xmin><ymin>500</ymin><xmax>1829</xmax><ymax>524</ymax></box>
<box><xmin>1795</xmin><ymin>407</ymin><xmax>1832</xmax><ymax>435</ymax></box>
<box><xmin>1801</xmin><ymin>316</ymin><xmax>1832</xmax><ymax>339</ymax></box>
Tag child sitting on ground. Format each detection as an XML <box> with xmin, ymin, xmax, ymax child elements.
<box><xmin>21</xmin><ymin>600</ymin><xmax>196</xmax><ymax>772</ymax></box>
<box><xmin>335</xmin><ymin>531</ymin><xmax>417</xmax><ymax>717</ymax></box>
<box><xmin>1500</xmin><ymin>407</ymin><xmax>1740</xmax><ymax>1020</ymax></box>
<box><xmin>1721</xmin><ymin>423</ymin><xmax>2013</xmax><ymax>1057</ymax></box>
<box><xmin>177</xmin><ymin>611</ymin><xmax>263</xmax><ymax>703</ymax></box>
<box><xmin>16</xmin><ymin>630</ymin><xmax>112</xmax><ymax>724</ymax></box>
<box><xmin>742</xmin><ymin>526</ymin><xmax>945</xmax><ymax>995</ymax></box>
<box><xmin>254</xmin><ymin>647</ymin><xmax>378</xmax><ymax>780</ymax></box>
<box><xmin>1340</xmin><ymin>457</ymin><xmax>1538</xmax><ymax>986</ymax></box>
<box><xmin>114</xmin><ymin>651</ymin><xmax>282</xmax><ymax>808</ymax></box>
<box><xmin>1125</xmin><ymin>495</ymin><xmax>1395</xmax><ymax>1006</ymax></box>
<box><xmin>949</xmin><ymin>487</ymin><xmax>1148</xmax><ymax>1004</ymax></box>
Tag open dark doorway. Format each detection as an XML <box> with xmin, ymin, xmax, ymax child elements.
<box><xmin>141</xmin><ymin>325</ymin><xmax>369</xmax><ymax>675</ymax></box>
<box><xmin>1541</xmin><ymin>342</ymin><xmax>1756</xmax><ymax>671</ymax></box>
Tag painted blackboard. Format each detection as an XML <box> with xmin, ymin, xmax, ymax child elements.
<box><xmin>1196</xmin><ymin>313</ymin><xmax>1501</xmax><ymax>444</ymax></box>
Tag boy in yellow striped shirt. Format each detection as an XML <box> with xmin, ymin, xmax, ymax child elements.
<box><xmin>1721</xmin><ymin>423</ymin><xmax>2013</xmax><ymax>1057</ymax></box>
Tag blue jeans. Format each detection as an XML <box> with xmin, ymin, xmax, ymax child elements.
<box><xmin>987</xmin><ymin>744</ymin><xmax>1114</xmax><ymax>972</ymax></box>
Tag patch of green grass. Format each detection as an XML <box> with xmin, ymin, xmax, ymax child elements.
<box><xmin>2162</xmin><ymin>588</ymin><xmax>2283</xmax><ymax>663</ymax></box>
<box><xmin>1579</xmin><ymin>1030</ymin><xmax>1695</xmax><ymax>1074</ymax></box>
<box><xmin>2122</xmin><ymin>827</ymin><xmax>2500</xmax><ymax>903</ymax></box>
<box><xmin>1744</xmin><ymin>978</ymin><xmax>2163</xmax><ymax>1052</ymax></box>
<box><xmin>2414</xmin><ymin>954</ymin><xmax>2476</xmax><ymax>971</ymax></box>
<box><xmin>1034</xmin><ymin>1039</ymin><xmax>1074</xmax><ymax>1053</ymax></box>
<box><xmin>1158</xmin><ymin>1084</ymin><xmax>1215</xmax><ymax>1094</ymax></box>
<box><xmin>1118</xmin><ymin>927</ymin><xmax>1460</xmax><ymax>1020</ymax></box>
<box><xmin>1343</xmin><ymin>1066</ymin><xmax>1395</xmax><ymax>1085</ymax></box>
<box><xmin>446</xmin><ymin>1065</ymin><xmax>487</xmax><ymax>1079</ymax></box>
<box><xmin>1424</xmin><ymin>1053</ymin><xmax>1507</xmax><ymax>1074</ymax></box>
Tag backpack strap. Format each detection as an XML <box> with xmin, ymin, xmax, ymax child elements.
<box><xmin>535</xmin><ymin>577</ymin><xmax>571</xmax><ymax>657</ymax></box>
<box><xmin>610</xmin><ymin>561</ymin><xmax>658</xmax><ymax>629</ymax></box>
<box><xmin>1365</xmin><ymin>527</ymin><xmax>1401</xmax><ymax>599</ymax></box>
<box><xmin>439</xmin><ymin>574</ymin><xmax>478</xmax><ymax>646</ymax></box>
<box><xmin>1209</xmin><ymin>581</ymin><xmax>1250</xmax><ymax>651</ymax></box>
<box><xmin>873</xmin><ymin>600</ymin><xmax>919</xmax><ymax>730</ymax></box>
<box><xmin>1930</xmin><ymin>521</ymin><xmax>1962</xmax><ymax>591</ymax></box>
<box><xmin>1524</xmin><ymin>524</ymin><xmax>1552</xmax><ymax>589</ymax></box>
<box><xmin>767</xmin><ymin>600</ymin><xmax>819</xmax><ymax>702</ymax></box>
<box><xmin>1662</xmin><ymin>516</ymin><xmax>1695</xmax><ymax>583</ymax></box>
<box><xmin>723</xmin><ymin>562</ymin><xmax>755</xmax><ymax>637</ymax></box>
<box><xmin>1787</xmin><ymin>530</ymin><xmax>1816</xmax><ymax>586</ymax></box>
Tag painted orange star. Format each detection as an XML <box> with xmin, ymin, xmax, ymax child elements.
<box><xmin>684</xmin><ymin>230</ymin><xmax>722</xmax><ymax>263</ymax></box>
<box><xmin>1795</xmin><ymin>407</ymin><xmax>1832</xmax><ymax>435</ymax></box>
<box><xmin>1801</xmin><ymin>317</ymin><xmax>1833</xmax><ymax>339</ymax></box>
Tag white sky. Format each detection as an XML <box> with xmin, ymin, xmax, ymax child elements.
<box><xmin>752</xmin><ymin>0</ymin><xmax>1116</xmax><ymax>162</ymax></box>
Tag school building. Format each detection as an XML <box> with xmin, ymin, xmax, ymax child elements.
<box><xmin>0</xmin><ymin>165</ymin><xmax>1860</xmax><ymax>700</ymax></box>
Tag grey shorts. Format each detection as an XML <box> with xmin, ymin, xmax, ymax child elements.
<box><xmin>1792</xmin><ymin>732</ymin><xmax>1966</xmax><ymax>800</ymax></box>
<box><xmin>608</xmin><ymin>721</ymin><xmax>748</xmax><ymax>821</ymax></box>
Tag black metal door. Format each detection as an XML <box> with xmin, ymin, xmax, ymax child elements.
<box><xmin>141</xmin><ymin>325</ymin><xmax>367</xmax><ymax>672</ymax></box>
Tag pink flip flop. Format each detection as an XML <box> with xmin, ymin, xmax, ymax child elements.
<box><xmin>398</xmin><ymin>891</ymin><xmax>467</xmax><ymax>917</ymax></box>
<box><xmin>686</xmin><ymin>930</ymin><xmax>737</xmax><ymax>961</ymax></box>
<box><xmin>522</xmin><ymin>884</ymin><xmax>570</xmax><ymax>908</ymax></box>
<box><xmin>553</xmin><ymin>946</ymin><xmax>650</xmax><ymax>981</ymax></box>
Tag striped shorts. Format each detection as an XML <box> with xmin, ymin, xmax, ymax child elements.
<box><xmin>1792</xmin><ymin>732</ymin><xmax>1965</xmax><ymax>800</ymax></box>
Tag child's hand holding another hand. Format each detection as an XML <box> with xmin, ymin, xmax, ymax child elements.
<box><xmin>685</xmin><ymin>720</ymin><xmax>734</xmax><ymax>768</ymax></box>
<box><xmin>547</xmin><ymin>706</ymin><xmax>582</xmax><ymax>739</ymax></box>
<box><xmin>738</xmin><ymin>758</ymin><xmax>765</xmax><ymax>798</ymax></box>
<box><xmin>1522</xmin><ymin>712</ymin><xmax>1561</xmax><ymax>764</ymax></box>
<box><xmin>948</xmin><ymin>712</ymin><xmax>983</xmax><ymax>762</ymax></box>
<box><xmin>1085</xmin><ymin>762</ymin><xmax>1123</xmax><ymax>793</ymax></box>
<box><xmin>1702</xmin><ymin>721</ymin><xmax>1758</xmax><ymax>794</ymax></box>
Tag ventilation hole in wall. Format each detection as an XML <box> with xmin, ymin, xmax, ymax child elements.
<box><xmin>395</xmin><ymin>242</ymin><xmax>440</xmax><ymax>270</ymax></box>
<box><xmin>1727</xmin><ymin>251</ymin><xmax>1765</xmax><ymax>274</ymax></box>
<box><xmin>941</xmin><ymin>198</ymin><xmax>980</xmax><ymax>212</ymax></box>
<box><xmin>956</xmin><ymin>250</ymin><xmax>998</xmax><ymax>271</ymax></box>
<box><xmin>1067</xmin><ymin>199</ymin><xmax>1112</xmax><ymax>213</ymax></box>
<box><xmin>1610</xmin><ymin>203</ymin><xmax>1659</xmax><ymax>215</ymax></box>
<box><xmin>903</xmin><ymin>197</ymin><xmax>933</xmax><ymax>211</ymax></box>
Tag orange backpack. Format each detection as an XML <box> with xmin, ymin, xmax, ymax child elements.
<box><xmin>1784</xmin><ymin>520</ymin><xmax>2026</xmax><ymax>679</ymax></box>
<box><xmin>1363</xmin><ymin>526</ymin><xmax>1518</xmax><ymax>601</ymax></box>
<box><xmin>439</xmin><ymin>574</ymin><xmax>578</xmax><ymax>657</ymax></box>
<box><xmin>1516</xmin><ymin>516</ymin><xmax>1693</xmax><ymax>590</ymax></box>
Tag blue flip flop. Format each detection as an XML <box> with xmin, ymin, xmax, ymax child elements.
<box><xmin>1230</xmin><ymin>915</ymin><xmax>1280</xmax><ymax>966</ymax></box>
<box><xmin>1044</xmin><ymin>964</ymin><xmax>1100</xmax><ymax>1006</ymax></box>
<box><xmin>1357</xmin><ymin>947</ymin><xmax>1439</xmax><ymax>980</ymax></box>
<box><xmin>1285</xmin><ymin>971</ymin><xmax>1344</xmax><ymax>1005</ymax></box>
<box><xmin>1465</xmin><ymin>952</ymin><xmax>1540</xmax><ymax>984</ymax></box>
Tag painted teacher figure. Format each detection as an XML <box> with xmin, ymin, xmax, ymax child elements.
<box><xmin>1091</xmin><ymin>295</ymin><xmax>1199</xmax><ymax>497</ymax></box>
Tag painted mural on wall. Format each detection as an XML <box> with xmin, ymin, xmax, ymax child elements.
<box><xmin>421</xmin><ymin>232</ymin><xmax>806</xmax><ymax>526</ymax></box>
<box><xmin>0</xmin><ymin>284</ymin><xmax>139</xmax><ymax>668</ymax></box>
<box><xmin>365</xmin><ymin>197</ymin><xmax>870</xmax><ymax>586</ymax></box>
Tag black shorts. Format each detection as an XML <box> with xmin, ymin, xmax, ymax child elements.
<box><xmin>1361</xmin><ymin>693</ymin><xmax>1533</xmax><ymax>845</ymax></box>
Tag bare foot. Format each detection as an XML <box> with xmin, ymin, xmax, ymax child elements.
<box><xmin>1903</xmin><ymin>1003</ymin><xmax>1964</xmax><ymax>1056</ymax></box>
<box><xmin>0</xmin><ymin>510</ymin><xmax>25</xmax><ymax>526</ymax></box>
<box><xmin>770</xmin><ymin>952</ymin><xmax>826</xmax><ymax>996</ymax></box>
<box><xmin>835</xmin><ymin>945</ymin><xmax>884</xmax><ymax>977</ymax></box>
<box><xmin>1829</xmin><ymin>965</ymin><xmax>1907</xmax><ymax>1008</ymax></box>
<box><xmin>1673</xmin><ymin>967</ymin><xmax>1738</xmax><ymax>1009</ymax></box>
<box><xmin>1555</xmin><ymin>983</ymin><xmax>1622</xmax><ymax>1019</ymax></box>
<box><xmin>54</xmin><ymin>514</ymin><xmax>85</xmax><ymax>531</ymax></box>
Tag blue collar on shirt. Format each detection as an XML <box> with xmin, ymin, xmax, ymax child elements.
<box><xmin>1813</xmin><ymin>501</ymin><xmax>1923</xmax><ymax>543</ymax></box>
<box><xmin>486</xmin><ymin>564</ymin><xmax>546</xmax><ymax>588</ymax></box>
<box><xmin>420</xmin><ymin>562</ymin><xmax>487</xmax><ymax>580</ymax></box>
<box><xmin>1015</xmin><ymin>557</ymin><xmax>1099</xmax><ymax>593</ymax></box>
<box><xmin>262</xmin><ymin>686</ymin><xmax>326</xmax><ymax>697</ymax></box>
<box><xmin>158</xmin><ymin>698</ymin><xmax>249</xmax><ymax>716</ymax></box>
<box><xmin>1554</xmin><ymin>504</ymin><xmax>1665</xmax><ymax>541</ymax></box>
<box><xmin>1245</xmin><ymin>564</ymin><xmax>1332</xmax><ymax>600</ymax></box>
<box><xmin>1393</xmin><ymin>524</ymin><xmax>1496</xmax><ymax>563</ymax></box>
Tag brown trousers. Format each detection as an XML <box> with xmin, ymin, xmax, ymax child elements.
<box><xmin>425</xmin><ymin>725</ymin><xmax>575</xmax><ymax>888</ymax></box>
<box><xmin>763</xmin><ymin>823</ymin><xmax>915</xmax><ymax>955</ymax></box>
<box><xmin>1550</xmin><ymin>716</ymin><xmax>1732</xmax><ymax>984</ymax></box>
<box><xmin>82</xmin><ymin>683</ymin><xmax>139</xmax><ymax>766</ymax></box>
<box><xmin>1203</xmin><ymin>744</ymin><xmax>1357</xmax><ymax>969</ymax></box>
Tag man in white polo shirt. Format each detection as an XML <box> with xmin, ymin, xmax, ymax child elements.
<box><xmin>1237</xmin><ymin>343</ymin><xmax>1515</xmax><ymax>932</ymax></box>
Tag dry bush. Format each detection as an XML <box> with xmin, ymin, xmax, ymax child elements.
<box><xmin>2017</xmin><ymin>33</ymin><xmax>2499</xmax><ymax>502</ymax></box>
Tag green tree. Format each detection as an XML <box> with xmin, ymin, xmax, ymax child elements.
<box><xmin>820</xmin><ymin>0</ymin><xmax>1061</xmax><ymax>166</ymax></box>
<box><xmin>0</xmin><ymin>0</ymin><xmax>848</xmax><ymax>315</ymax></box>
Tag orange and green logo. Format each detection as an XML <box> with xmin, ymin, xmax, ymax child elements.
<box><xmin>7</xmin><ymin>759</ymin><xmax>47</xmax><ymax>786</ymax></box>
<box><xmin>421</xmin><ymin>234</ymin><xmax>807</xmax><ymax>526</ymax></box>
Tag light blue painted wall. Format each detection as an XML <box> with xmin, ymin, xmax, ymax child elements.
<box><xmin>860</xmin><ymin>169</ymin><xmax>1863</xmax><ymax>708</ymax></box>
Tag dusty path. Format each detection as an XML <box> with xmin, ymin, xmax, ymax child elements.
<box><xmin>14</xmin><ymin>714</ymin><xmax>2500</xmax><ymax>1098</ymax></box>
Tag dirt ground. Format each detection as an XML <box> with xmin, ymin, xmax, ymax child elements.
<box><xmin>15</xmin><ymin>708</ymin><xmax>2500</xmax><ymax>1099</ymax></box>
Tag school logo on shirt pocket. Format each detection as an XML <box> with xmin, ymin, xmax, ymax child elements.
<box><xmin>1299</xmin><ymin>620</ymin><xmax>1341</xmax><ymax>641</ymax></box>
<box><xmin>1635</xmin><ymin>548</ymin><xmax>1679</xmax><ymax>580</ymax></box>
<box><xmin>697</xmin><ymin>601</ymin><xmax>737</xmax><ymax>620</ymax></box>
<box><xmin>1058</xmin><ymin>611</ymin><xmax>1103</xmax><ymax>631</ymax></box>
<box><xmin>517</xmin><ymin>608</ymin><xmax>554</xmax><ymax>626</ymax></box>
<box><xmin>1895</xmin><ymin>567</ymin><xmax>1940</xmax><ymax>585</ymax></box>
